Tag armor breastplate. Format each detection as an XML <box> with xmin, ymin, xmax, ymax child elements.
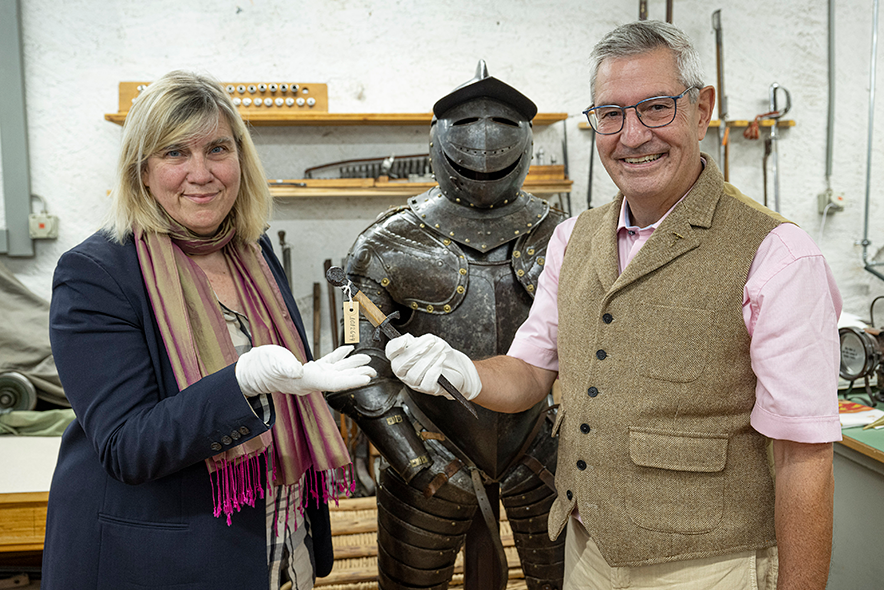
<box><xmin>347</xmin><ymin>189</ymin><xmax>567</xmax><ymax>480</ymax></box>
<box><xmin>404</xmin><ymin>250</ymin><xmax>539</xmax><ymax>480</ymax></box>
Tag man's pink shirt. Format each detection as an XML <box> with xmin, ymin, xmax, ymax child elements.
<box><xmin>508</xmin><ymin>199</ymin><xmax>844</xmax><ymax>443</ymax></box>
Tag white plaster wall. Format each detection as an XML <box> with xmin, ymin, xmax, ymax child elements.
<box><xmin>3</xmin><ymin>0</ymin><xmax>884</xmax><ymax>352</ymax></box>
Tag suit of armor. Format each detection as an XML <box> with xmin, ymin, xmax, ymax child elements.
<box><xmin>328</xmin><ymin>62</ymin><xmax>567</xmax><ymax>590</ymax></box>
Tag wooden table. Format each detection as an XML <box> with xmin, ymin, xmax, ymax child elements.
<box><xmin>0</xmin><ymin>437</ymin><xmax>59</xmax><ymax>554</ymax></box>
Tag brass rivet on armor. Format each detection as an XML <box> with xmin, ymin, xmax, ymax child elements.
<box><xmin>538</xmin><ymin>257</ymin><xmax>545</xmax><ymax>265</ymax></box>
<box><xmin>457</xmin><ymin>286</ymin><xmax>465</xmax><ymax>294</ymax></box>
<box><xmin>527</xmin><ymin>284</ymin><xmax>534</xmax><ymax>292</ymax></box>
<box><xmin>517</xmin><ymin>269</ymin><xmax>525</xmax><ymax>277</ymax></box>
<box><xmin>527</xmin><ymin>248</ymin><xmax>535</xmax><ymax>255</ymax></box>
<box><xmin>514</xmin><ymin>230</ymin><xmax>520</xmax><ymax>235</ymax></box>
<box><xmin>537</xmin><ymin>214</ymin><xmax>542</xmax><ymax>218</ymax></box>
<box><xmin>513</xmin><ymin>251</ymin><xmax>521</xmax><ymax>258</ymax></box>
<box><xmin>422</xmin><ymin>214</ymin><xmax>426</xmax><ymax>218</ymax></box>
<box><xmin>481</xmin><ymin>244</ymin><xmax>487</xmax><ymax>249</ymax></box>
<box><xmin>449</xmin><ymin>231</ymin><xmax>455</xmax><ymax>237</ymax></box>
<box><xmin>459</xmin><ymin>268</ymin><xmax>467</xmax><ymax>275</ymax></box>
<box><xmin>434</xmin><ymin>224</ymin><xmax>440</xmax><ymax>228</ymax></box>
<box><xmin>426</xmin><ymin>305</ymin><xmax>434</xmax><ymax>312</ymax></box>
<box><xmin>443</xmin><ymin>304</ymin><xmax>451</xmax><ymax>312</ymax></box>
<box><xmin>411</xmin><ymin>302</ymin><xmax>419</xmax><ymax>309</ymax></box>
<box><xmin>527</xmin><ymin>222</ymin><xmax>533</xmax><ymax>227</ymax></box>
<box><xmin>381</xmin><ymin>278</ymin><xmax>390</xmax><ymax>286</ymax></box>
<box><xmin>504</xmin><ymin>199</ymin><xmax>509</xmax><ymax>204</ymax></box>
<box><xmin>443</xmin><ymin>239</ymin><xmax>451</xmax><ymax>245</ymax></box>
<box><xmin>465</xmin><ymin>238</ymin><xmax>470</xmax><ymax>243</ymax></box>
<box><xmin>456</xmin><ymin>198</ymin><xmax>461</xmax><ymax>203</ymax></box>
<box><xmin>420</xmin><ymin>223</ymin><xmax>425</xmax><ymax>228</ymax></box>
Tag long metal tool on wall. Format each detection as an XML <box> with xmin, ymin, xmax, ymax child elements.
<box><xmin>862</xmin><ymin>0</ymin><xmax>884</xmax><ymax>281</ymax></box>
<box><xmin>0</xmin><ymin>0</ymin><xmax>34</xmax><ymax>257</ymax></box>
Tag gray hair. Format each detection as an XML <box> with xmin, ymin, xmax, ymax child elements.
<box><xmin>103</xmin><ymin>70</ymin><xmax>272</xmax><ymax>244</ymax></box>
<box><xmin>589</xmin><ymin>20</ymin><xmax>705</xmax><ymax>105</ymax></box>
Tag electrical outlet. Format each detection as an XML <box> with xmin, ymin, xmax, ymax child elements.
<box><xmin>29</xmin><ymin>213</ymin><xmax>59</xmax><ymax>239</ymax></box>
<box><xmin>817</xmin><ymin>191</ymin><xmax>845</xmax><ymax>215</ymax></box>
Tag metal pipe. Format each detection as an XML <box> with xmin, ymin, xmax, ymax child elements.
<box><xmin>0</xmin><ymin>0</ymin><xmax>35</xmax><ymax>256</ymax></box>
<box><xmin>826</xmin><ymin>0</ymin><xmax>835</xmax><ymax>186</ymax></box>
<box><xmin>863</xmin><ymin>0</ymin><xmax>881</xmax><ymax>270</ymax></box>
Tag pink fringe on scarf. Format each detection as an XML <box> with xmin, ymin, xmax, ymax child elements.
<box><xmin>209</xmin><ymin>447</ymin><xmax>355</xmax><ymax>527</ymax></box>
<box><xmin>210</xmin><ymin>449</ymin><xmax>270</xmax><ymax>526</ymax></box>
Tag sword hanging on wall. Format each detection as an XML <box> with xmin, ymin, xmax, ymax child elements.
<box><xmin>713</xmin><ymin>9</ymin><xmax>729</xmax><ymax>181</ymax></box>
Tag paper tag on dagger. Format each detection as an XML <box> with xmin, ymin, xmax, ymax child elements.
<box><xmin>343</xmin><ymin>301</ymin><xmax>360</xmax><ymax>344</ymax></box>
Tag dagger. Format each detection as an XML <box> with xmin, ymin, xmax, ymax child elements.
<box><xmin>325</xmin><ymin>266</ymin><xmax>479</xmax><ymax>419</ymax></box>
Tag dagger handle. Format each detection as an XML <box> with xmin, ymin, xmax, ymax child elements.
<box><xmin>349</xmin><ymin>288</ymin><xmax>478</xmax><ymax>419</ymax></box>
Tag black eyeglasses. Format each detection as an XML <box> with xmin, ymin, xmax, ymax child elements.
<box><xmin>582</xmin><ymin>87</ymin><xmax>698</xmax><ymax>135</ymax></box>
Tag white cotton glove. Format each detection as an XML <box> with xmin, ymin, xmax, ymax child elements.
<box><xmin>236</xmin><ymin>344</ymin><xmax>376</xmax><ymax>397</ymax></box>
<box><xmin>385</xmin><ymin>333</ymin><xmax>482</xmax><ymax>401</ymax></box>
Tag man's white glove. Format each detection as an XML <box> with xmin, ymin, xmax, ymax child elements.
<box><xmin>385</xmin><ymin>333</ymin><xmax>482</xmax><ymax>401</ymax></box>
<box><xmin>236</xmin><ymin>344</ymin><xmax>375</xmax><ymax>397</ymax></box>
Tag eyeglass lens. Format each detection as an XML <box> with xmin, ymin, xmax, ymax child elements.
<box><xmin>588</xmin><ymin>96</ymin><xmax>678</xmax><ymax>134</ymax></box>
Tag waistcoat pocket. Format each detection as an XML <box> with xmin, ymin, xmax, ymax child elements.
<box><xmin>634</xmin><ymin>305</ymin><xmax>712</xmax><ymax>383</ymax></box>
<box><xmin>626</xmin><ymin>427</ymin><xmax>727</xmax><ymax>534</ymax></box>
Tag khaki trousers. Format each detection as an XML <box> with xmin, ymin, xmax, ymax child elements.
<box><xmin>563</xmin><ymin>517</ymin><xmax>778</xmax><ymax>590</ymax></box>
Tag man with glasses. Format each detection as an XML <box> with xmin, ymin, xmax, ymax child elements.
<box><xmin>384</xmin><ymin>20</ymin><xmax>841</xmax><ymax>590</ymax></box>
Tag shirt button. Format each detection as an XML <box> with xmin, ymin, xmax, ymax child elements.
<box><xmin>587</xmin><ymin>387</ymin><xmax>599</xmax><ymax>397</ymax></box>
<box><xmin>580</xmin><ymin>423</ymin><xmax>590</xmax><ymax>434</ymax></box>
<box><xmin>596</xmin><ymin>350</ymin><xmax>607</xmax><ymax>360</ymax></box>
<box><xmin>602</xmin><ymin>313</ymin><xmax>613</xmax><ymax>324</ymax></box>
<box><xmin>577</xmin><ymin>460</ymin><xmax>587</xmax><ymax>471</ymax></box>
<box><xmin>566</xmin><ymin>490</ymin><xmax>573</xmax><ymax>500</ymax></box>
<box><xmin>221</xmin><ymin>436</ymin><xmax>233</xmax><ymax>445</ymax></box>
<box><xmin>211</xmin><ymin>442</ymin><xmax>222</xmax><ymax>451</ymax></box>
<box><xmin>239</xmin><ymin>426</ymin><xmax>250</xmax><ymax>435</ymax></box>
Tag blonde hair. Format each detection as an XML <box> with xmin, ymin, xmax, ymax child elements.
<box><xmin>103</xmin><ymin>70</ymin><xmax>272</xmax><ymax>244</ymax></box>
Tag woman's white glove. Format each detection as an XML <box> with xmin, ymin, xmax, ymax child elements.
<box><xmin>236</xmin><ymin>344</ymin><xmax>375</xmax><ymax>397</ymax></box>
<box><xmin>385</xmin><ymin>333</ymin><xmax>482</xmax><ymax>400</ymax></box>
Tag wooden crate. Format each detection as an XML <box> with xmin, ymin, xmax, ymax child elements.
<box><xmin>321</xmin><ymin>495</ymin><xmax>528</xmax><ymax>589</ymax></box>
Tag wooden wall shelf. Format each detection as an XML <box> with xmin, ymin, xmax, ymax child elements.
<box><xmin>269</xmin><ymin>165</ymin><xmax>572</xmax><ymax>198</ymax></box>
<box><xmin>106</xmin><ymin>111</ymin><xmax>569</xmax><ymax>127</ymax></box>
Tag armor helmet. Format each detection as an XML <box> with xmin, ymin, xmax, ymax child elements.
<box><xmin>430</xmin><ymin>61</ymin><xmax>536</xmax><ymax>208</ymax></box>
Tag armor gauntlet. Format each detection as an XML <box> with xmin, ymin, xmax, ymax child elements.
<box><xmin>325</xmin><ymin>276</ymin><xmax>432</xmax><ymax>484</ymax></box>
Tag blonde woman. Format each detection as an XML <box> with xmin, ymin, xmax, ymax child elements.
<box><xmin>42</xmin><ymin>70</ymin><xmax>373</xmax><ymax>589</ymax></box>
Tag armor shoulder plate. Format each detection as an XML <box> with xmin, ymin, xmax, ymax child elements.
<box><xmin>512</xmin><ymin>205</ymin><xmax>569</xmax><ymax>297</ymax></box>
<box><xmin>347</xmin><ymin>201</ymin><xmax>468</xmax><ymax>314</ymax></box>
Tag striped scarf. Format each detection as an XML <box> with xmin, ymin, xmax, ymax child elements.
<box><xmin>135</xmin><ymin>217</ymin><xmax>352</xmax><ymax>524</ymax></box>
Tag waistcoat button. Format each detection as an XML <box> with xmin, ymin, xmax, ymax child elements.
<box><xmin>602</xmin><ymin>313</ymin><xmax>613</xmax><ymax>324</ymax></box>
<box><xmin>596</xmin><ymin>350</ymin><xmax>607</xmax><ymax>360</ymax></box>
<box><xmin>577</xmin><ymin>460</ymin><xmax>587</xmax><ymax>470</ymax></box>
<box><xmin>587</xmin><ymin>387</ymin><xmax>598</xmax><ymax>397</ymax></box>
<box><xmin>580</xmin><ymin>423</ymin><xmax>590</xmax><ymax>434</ymax></box>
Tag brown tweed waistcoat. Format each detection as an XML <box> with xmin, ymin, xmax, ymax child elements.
<box><xmin>550</xmin><ymin>157</ymin><xmax>788</xmax><ymax>567</ymax></box>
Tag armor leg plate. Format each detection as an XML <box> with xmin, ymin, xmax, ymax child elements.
<box><xmin>499</xmin><ymin>414</ymin><xmax>564</xmax><ymax>590</ymax></box>
<box><xmin>377</xmin><ymin>466</ymin><xmax>478</xmax><ymax>589</ymax></box>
